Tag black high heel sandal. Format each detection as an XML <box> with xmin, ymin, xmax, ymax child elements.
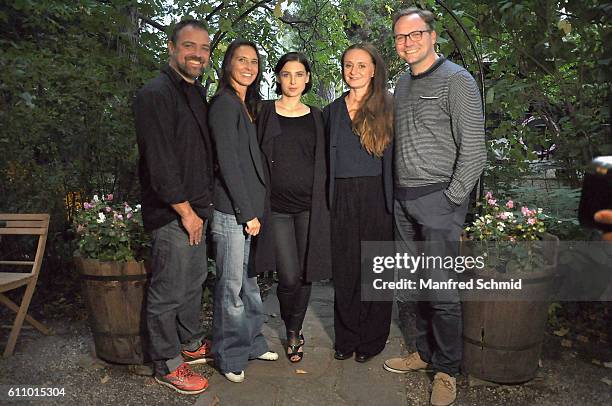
<box><xmin>286</xmin><ymin>331</ymin><xmax>304</xmax><ymax>363</ymax></box>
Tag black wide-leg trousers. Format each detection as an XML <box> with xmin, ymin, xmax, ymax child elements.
<box><xmin>331</xmin><ymin>176</ymin><xmax>393</xmax><ymax>356</ymax></box>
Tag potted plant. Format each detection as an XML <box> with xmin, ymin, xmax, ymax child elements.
<box><xmin>73</xmin><ymin>194</ymin><xmax>151</xmax><ymax>365</ymax></box>
<box><xmin>461</xmin><ymin>191</ymin><xmax>559</xmax><ymax>384</ymax></box>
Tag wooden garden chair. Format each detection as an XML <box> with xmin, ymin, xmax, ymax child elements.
<box><xmin>0</xmin><ymin>213</ymin><xmax>52</xmax><ymax>357</ymax></box>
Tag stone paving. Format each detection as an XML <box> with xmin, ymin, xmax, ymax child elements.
<box><xmin>195</xmin><ymin>282</ymin><xmax>408</xmax><ymax>406</ymax></box>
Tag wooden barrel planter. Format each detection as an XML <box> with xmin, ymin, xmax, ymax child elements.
<box><xmin>461</xmin><ymin>234</ymin><xmax>559</xmax><ymax>383</ymax></box>
<box><xmin>74</xmin><ymin>257</ymin><xmax>150</xmax><ymax>364</ymax></box>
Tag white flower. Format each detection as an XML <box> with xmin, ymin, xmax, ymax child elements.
<box><xmin>93</xmin><ymin>194</ymin><xmax>99</xmax><ymax>202</ymax></box>
<box><xmin>136</xmin><ymin>204</ymin><xmax>141</xmax><ymax>210</ymax></box>
<box><xmin>97</xmin><ymin>213</ymin><xmax>106</xmax><ymax>223</ymax></box>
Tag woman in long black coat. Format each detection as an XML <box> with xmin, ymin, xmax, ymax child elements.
<box><xmin>324</xmin><ymin>43</ymin><xmax>394</xmax><ymax>363</ymax></box>
<box><xmin>256</xmin><ymin>52</ymin><xmax>331</xmax><ymax>362</ymax></box>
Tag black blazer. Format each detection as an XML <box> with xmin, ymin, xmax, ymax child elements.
<box><xmin>209</xmin><ymin>91</ymin><xmax>266</xmax><ymax>224</ymax></box>
<box><xmin>323</xmin><ymin>94</ymin><xmax>394</xmax><ymax>213</ymax></box>
<box><xmin>256</xmin><ymin>101</ymin><xmax>332</xmax><ymax>282</ymax></box>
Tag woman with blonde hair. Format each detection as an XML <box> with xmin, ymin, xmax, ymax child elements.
<box><xmin>324</xmin><ymin>43</ymin><xmax>394</xmax><ymax>363</ymax></box>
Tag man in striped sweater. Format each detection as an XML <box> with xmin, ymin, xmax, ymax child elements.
<box><xmin>383</xmin><ymin>7</ymin><xmax>486</xmax><ymax>406</ymax></box>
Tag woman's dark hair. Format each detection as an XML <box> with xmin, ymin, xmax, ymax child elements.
<box><xmin>341</xmin><ymin>43</ymin><xmax>393</xmax><ymax>157</ymax></box>
<box><xmin>215</xmin><ymin>39</ymin><xmax>263</xmax><ymax>117</ymax></box>
<box><xmin>273</xmin><ymin>52</ymin><xmax>312</xmax><ymax>95</ymax></box>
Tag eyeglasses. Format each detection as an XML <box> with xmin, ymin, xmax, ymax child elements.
<box><xmin>394</xmin><ymin>30</ymin><xmax>432</xmax><ymax>44</ymax></box>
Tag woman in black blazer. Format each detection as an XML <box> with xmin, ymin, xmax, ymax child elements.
<box><xmin>324</xmin><ymin>43</ymin><xmax>394</xmax><ymax>363</ymax></box>
<box><xmin>208</xmin><ymin>39</ymin><xmax>278</xmax><ymax>383</ymax></box>
<box><xmin>256</xmin><ymin>53</ymin><xmax>331</xmax><ymax>363</ymax></box>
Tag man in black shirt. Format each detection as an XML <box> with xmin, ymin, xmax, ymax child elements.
<box><xmin>133</xmin><ymin>19</ymin><xmax>214</xmax><ymax>395</ymax></box>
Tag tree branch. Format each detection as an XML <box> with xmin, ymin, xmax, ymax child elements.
<box><xmin>481</xmin><ymin>34</ymin><xmax>555</xmax><ymax>77</ymax></box>
<box><xmin>206</xmin><ymin>2</ymin><xmax>226</xmax><ymax>22</ymax></box>
<box><xmin>204</xmin><ymin>0</ymin><xmax>276</xmax><ymax>93</ymax></box>
<box><xmin>262</xmin><ymin>5</ymin><xmax>310</xmax><ymax>25</ymax></box>
<box><xmin>136</xmin><ymin>12</ymin><xmax>166</xmax><ymax>33</ymax></box>
<box><xmin>209</xmin><ymin>0</ymin><xmax>275</xmax><ymax>55</ymax></box>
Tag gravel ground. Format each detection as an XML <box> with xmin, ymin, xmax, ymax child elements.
<box><xmin>397</xmin><ymin>301</ymin><xmax>612</xmax><ymax>406</ymax></box>
<box><xmin>0</xmin><ymin>317</ymin><xmax>215</xmax><ymax>405</ymax></box>
<box><xmin>1</xmin><ymin>293</ymin><xmax>610</xmax><ymax>405</ymax></box>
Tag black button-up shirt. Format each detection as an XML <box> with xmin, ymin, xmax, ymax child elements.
<box><xmin>134</xmin><ymin>65</ymin><xmax>214</xmax><ymax>231</ymax></box>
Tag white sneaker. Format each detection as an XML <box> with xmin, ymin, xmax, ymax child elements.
<box><xmin>224</xmin><ymin>371</ymin><xmax>245</xmax><ymax>383</ymax></box>
<box><xmin>257</xmin><ymin>351</ymin><xmax>279</xmax><ymax>361</ymax></box>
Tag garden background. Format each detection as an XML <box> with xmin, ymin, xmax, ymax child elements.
<box><xmin>0</xmin><ymin>0</ymin><xmax>611</xmax><ymax>400</ymax></box>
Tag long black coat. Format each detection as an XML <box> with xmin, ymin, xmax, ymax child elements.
<box><xmin>256</xmin><ymin>100</ymin><xmax>332</xmax><ymax>282</ymax></box>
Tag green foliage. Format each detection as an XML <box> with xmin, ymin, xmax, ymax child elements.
<box><xmin>468</xmin><ymin>0</ymin><xmax>611</xmax><ymax>186</ymax></box>
<box><xmin>509</xmin><ymin>185</ymin><xmax>587</xmax><ymax>239</ymax></box>
<box><xmin>0</xmin><ymin>0</ymin><xmax>157</xmax><ymax>220</ymax></box>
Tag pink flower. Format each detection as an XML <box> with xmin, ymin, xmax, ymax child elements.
<box><xmin>485</xmin><ymin>191</ymin><xmax>493</xmax><ymax>199</ymax></box>
<box><xmin>76</xmin><ymin>224</ymin><xmax>84</xmax><ymax>232</ymax></box>
<box><xmin>117</xmin><ymin>214</ymin><xmax>123</xmax><ymax>221</ymax></box>
<box><xmin>83</xmin><ymin>202</ymin><xmax>92</xmax><ymax>210</ymax></box>
<box><xmin>126</xmin><ymin>212</ymin><xmax>133</xmax><ymax>219</ymax></box>
<box><xmin>521</xmin><ymin>206</ymin><xmax>530</xmax><ymax>216</ymax></box>
<box><xmin>509</xmin><ymin>236</ymin><xmax>516</xmax><ymax>242</ymax></box>
<box><xmin>506</xmin><ymin>200</ymin><xmax>514</xmax><ymax>209</ymax></box>
<box><xmin>105</xmin><ymin>206</ymin><xmax>112</xmax><ymax>213</ymax></box>
<box><xmin>527</xmin><ymin>217</ymin><xmax>536</xmax><ymax>225</ymax></box>
<box><xmin>106</xmin><ymin>194</ymin><xmax>113</xmax><ymax>201</ymax></box>
<box><xmin>488</xmin><ymin>199</ymin><xmax>497</xmax><ymax>206</ymax></box>
<box><xmin>498</xmin><ymin>212</ymin><xmax>508</xmax><ymax>220</ymax></box>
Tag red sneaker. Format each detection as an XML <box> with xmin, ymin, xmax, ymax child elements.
<box><xmin>181</xmin><ymin>339</ymin><xmax>212</xmax><ymax>365</ymax></box>
<box><xmin>154</xmin><ymin>363</ymin><xmax>208</xmax><ymax>395</ymax></box>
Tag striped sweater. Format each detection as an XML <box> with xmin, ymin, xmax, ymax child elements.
<box><xmin>394</xmin><ymin>57</ymin><xmax>486</xmax><ymax>205</ymax></box>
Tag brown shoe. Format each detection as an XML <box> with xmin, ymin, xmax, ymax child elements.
<box><xmin>430</xmin><ymin>372</ymin><xmax>456</xmax><ymax>406</ymax></box>
<box><xmin>383</xmin><ymin>352</ymin><xmax>431</xmax><ymax>374</ymax></box>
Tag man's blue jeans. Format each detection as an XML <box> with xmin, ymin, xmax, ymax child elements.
<box><xmin>147</xmin><ymin>219</ymin><xmax>207</xmax><ymax>376</ymax></box>
<box><xmin>211</xmin><ymin>210</ymin><xmax>268</xmax><ymax>373</ymax></box>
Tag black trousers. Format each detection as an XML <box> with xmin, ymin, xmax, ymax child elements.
<box><xmin>331</xmin><ymin>176</ymin><xmax>393</xmax><ymax>356</ymax></box>
<box><xmin>394</xmin><ymin>190</ymin><xmax>468</xmax><ymax>376</ymax></box>
<box><xmin>271</xmin><ymin>210</ymin><xmax>312</xmax><ymax>334</ymax></box>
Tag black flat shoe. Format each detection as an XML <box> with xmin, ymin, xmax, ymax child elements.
<box><xmin>334</xmin><ymin>350</ymin><xmax>354</xmax><ymax>360</ymax></box>
<box><xmin>355</xmin><ymin>353</ymin><xmax>373</xmax><ymax>363</ymax></box>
